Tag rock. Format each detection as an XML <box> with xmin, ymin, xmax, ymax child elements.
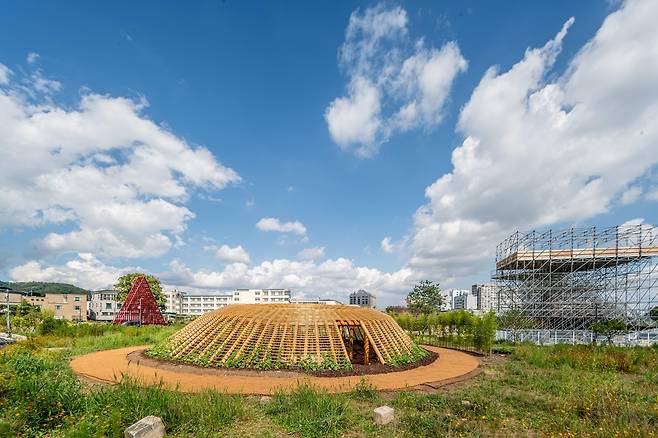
<box><xmin>373</xmin><ymin>405</ymin><xmax>395</xmax><ymax>425</ymax></box>
<box><xmin>259</xmin><ymin>395</ymin><xmax>272</xmax><ymax>405</ymax></box>
<box><xmin>124</xmin><ymin>416</ymin><xmax>165</xmax><ymax>438</ymax></box>
<box><xmin>461</xmin><ymin>400</ymin><xmax>472</xmax><ymax>407</ymax></box>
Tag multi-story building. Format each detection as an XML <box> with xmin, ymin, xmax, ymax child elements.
<box><xmin>180</xmin><ymin>293</ymin><xmax>232</xmax><ymax>315</ymax></box>
<box><xmin>28</xmin><ymin>293</ymin><xmax>87</xmax><ymax>321</ymax></box>
<box><xmin>472</xmin><ymin>284</ymin><xmax>499</xmax><ymax>313</ymax></box>
<box><xmin>88</xmin><ymin>290</ymin><xmax>120</xmax><ymax>321</ymax></box>
<box><xmin>232</xmin><ymin>288</ymin><xmax>291</xmax><ymax>304</ymax></box>
<box><xmin>164</xmin><ymin>290</ymin><xmax>182</xmax><ymax>314</ymax></box>
<box><xmin>453</xmin><ymin>293</ymin><xmax>478</xmax><ymax>311</ymax></box>
<box><xmin>177</xmin><ymin>289</ymin><xmax>292</xmax><ymax>315</ymax></box>
<box><xmin>441</xmin><ymin>289</ymin><xmax>470</xmax><ymax>311</ymax></box>
<box><xmin>349</xmin><ymin>290</ymin><xmax>377</xmax><ymax>308</ymax></box>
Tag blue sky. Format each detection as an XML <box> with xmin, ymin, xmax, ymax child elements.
<box><xmin>1</xmin><ymin>0</ymin><xmax>657</xmax><ymax>306</ymax></box>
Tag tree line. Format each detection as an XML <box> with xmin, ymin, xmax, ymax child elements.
<box><xmin>388</xmin><ymin>280</ymin><xmax>497</xmax><ymax>354</ymax></box>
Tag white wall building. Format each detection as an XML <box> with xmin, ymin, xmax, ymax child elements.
<box><xmin>442</xmin><ymin>289</ymin><xmax>470</xmax><ymax>311</ymax></box>
<box><xmin>171</xmin><ymin>288</ymin><xmax>292</xmax><ymax>315</ymax></box>
<box><xmin>349</xmin><ymin>290</ymin><xmax>377</xmax><ymax>308</ymax></box>
<box><xmin>232</xmin><ymin>288</ymin><xmax>291</xmax><ymax>304</ymax></box>
<box><xmin>180</xmin><ymin>293</ymin><xmax>232</xmax><ymax>315</ymax></box>
<box><xmin>472</xmin><ymin>284</ymin><xmax>499</xmax><ymax>313</ymax></box>
<box><xmin>164</xmin><ymin>290</ymin><xmax>182</xmax><ymax>314</ymax></box>
<box><xmin>88</xmin><ymin>290</ymin><xmax>120</xmax><ymax>321</ymax></box>
<box><xmin>453</xmin><ymin>293</ymin><xmax>478</xmax><ymax>311</ymax></box>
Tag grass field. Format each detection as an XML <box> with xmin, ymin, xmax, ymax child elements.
<box><xmin>1</xmin><ymin>325</ymin><xmax>657</xmax><ymax>437</ymax></box>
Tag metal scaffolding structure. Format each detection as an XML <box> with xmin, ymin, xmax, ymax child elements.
<box><xmin>493</xmin><ymin>225</ymin><xmax>658</xmax><ymax>332</ymax></box>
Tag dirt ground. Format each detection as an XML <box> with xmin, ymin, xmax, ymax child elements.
<box><xmin>70</xmin><ymin>345</ymin><xmax>480</xmax><ymax>395</ymax></box>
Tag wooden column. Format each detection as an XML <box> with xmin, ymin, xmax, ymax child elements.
<box><xmin>364</xmin><ymin>338</ymin><xmax>370</xmax><ymax>365</ymax></box>
<box><xmin>349</xmin><ymin>327</ymin><xmax>354</xmax><ymax>361</ymax></box>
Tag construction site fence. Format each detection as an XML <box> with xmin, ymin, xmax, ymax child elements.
<box><xmin>496</xmin><ymin>329</ymin><xmax>658</xmax><ymax>347</ymax></box>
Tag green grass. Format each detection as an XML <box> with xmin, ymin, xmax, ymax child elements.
<box><xmin>264</xmin><ymin>385</ymin><xmax>358</xmax><ymax>437</ymax></box>
<box><xmin>1</xmin><ymin>326</ymin><xmax>657</xmax><ymax>437</ymax></box>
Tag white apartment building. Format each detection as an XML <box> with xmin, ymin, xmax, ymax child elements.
<box><xmin>442</xmin><ymin>289</ymin><xmax>470</xmax><ymax>311</ymax></box>
<box><xmin>169</xmin><ymin>288</ymin><xmax>292</xmax><ymax>315</ymax></box>
<box><xmin>180</xmin><ymin>293</ymin><xmax>232</xmax><ymax>315</ymax></box>
<box><xmin>233</xmin><ymin>288</ymin><xmax>291</xmax><ymax>304</ymax></box>
<box><xmin>164</xmin><ymin>290</ymin><xmax>182</xmax><ymax>314</ymax></box>
<box><xmin>453</xmin><ymin>293</ymin><xmax>478</xmax><ymax>311</ymax></box>
<box><xmin>349</xmin><ymin>290</ymin><xmax>377</xmax><ymax>308</ymax></box>
<box><xmin>88</xmin><ymin>290</ymin><xmax>120</xmax><ymax>321</ymax></box>
<box><xmin>472</xmin><ymin>284</ymin><xmax>499</xmax><ymax>313</ymax></box>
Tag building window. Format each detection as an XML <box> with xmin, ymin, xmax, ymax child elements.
<box><xmin>74</xmin><ymin>306</ymin><xmax>80</xmax><ymax>311</ymax></box>
<box><xmin>75</xmin><ymin>296</ymin><xmax>81</xmax><ymax>302</ymax></box>
<box><xmin>55</xmin><ymin>305</ymin><xmax>62</xmax><ymax>311</ymax></box>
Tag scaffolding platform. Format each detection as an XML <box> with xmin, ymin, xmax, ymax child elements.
<box><xmin>496</xmin><ymin>246</ymin><xmax>658</xmax><ymax>270</ymax></box>
<box><xmin>494</xmin><ymin>225</ymin><xmax>658</xmax><ymax>331</ymax></box>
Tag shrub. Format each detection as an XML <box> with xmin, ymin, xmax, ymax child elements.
<box><xmin>37</xmin><ymin>316</ymin><xmax>69</xmax><ymax>336</ymax></box>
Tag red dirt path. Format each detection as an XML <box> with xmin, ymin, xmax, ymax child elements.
<box><xmin>70</xmin><ymin>345</ymin><xmax>480</xmax><ymax>395</ymax></box>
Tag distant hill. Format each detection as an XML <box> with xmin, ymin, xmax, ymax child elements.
<box><xmin>0</xmin><ymin>281</ymin><xmax>88</xmax><ymax>295</ymax></box>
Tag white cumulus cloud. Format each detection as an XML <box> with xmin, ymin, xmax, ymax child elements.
<box><xmin>9</xmin><ymin>253</ymin><xmax>140</xmax><ymax>290</ymax></box>
<box><xmin>162</xmin><ymin>257</ymin><xmax>416</xmax><ymax>303</ymax></box>
<box><xmin>27</xmin><ymin>52</ymin><xmax>40</xmax><ymax>64</ymax></box>
<box><xmin>256</xmin><ymin>217</ymin><xmax>307</xmax><ymax>237</ymax></box>
<box><xmin>325</xmin><ymin>3</ymin><xmax>467</xmax><ymax>157</ymax></box>
<box><xmin>215</xmin><ymin>244</ymin><xmax>251</xmax><ymax>264</ymax></box>
<box><xmin>297</xmin><ymin>246</ymin><xmax>325</xmax><ymax>260</ymax></box>
<box><xmin>380</xmin><ymin>236</ymin><xmax>394</xmax><ymax>254</ymax></box>
<box><xmin>0</xmin><ymin>64</ymin><xmax>11</xmax><ymax>85</ymax></box>
<box><xmin>0</xmin><ymin>65</ymin><xmax>241</xmax><ymax>258</ymax></box>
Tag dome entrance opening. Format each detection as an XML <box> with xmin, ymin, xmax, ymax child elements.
<box><xmin>339</xmin><ymin>324</ymin><xmax>378</xmax><ymax>365</ymax></box>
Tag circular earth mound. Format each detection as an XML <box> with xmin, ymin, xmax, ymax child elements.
<box><xmin>149</xmin><ymin>304</ymin><xmax>427</xmax><ymax>370</ymax></box>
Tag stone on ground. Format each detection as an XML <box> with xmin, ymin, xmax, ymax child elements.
<box><xmin>259</xmin><ymin>395</ymin><xmax>272</xmax><ymax>404</ymax></box>
<box><xmin>373</xmin><ymin>405</ymin><xmax>395</xmax><ymax>425</ymax></box>
<box><xmin>125</xmin><ymin>416</ymin><xmax>165</xmax><ymax>438</ymax></box>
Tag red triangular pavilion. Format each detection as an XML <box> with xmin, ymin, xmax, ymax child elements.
<box><xmin>113</xmin><ymin>275</ymin><xmax>166</xmax><ymax>325</ymax></box>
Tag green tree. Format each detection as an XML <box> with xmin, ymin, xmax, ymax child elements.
<box><xmin>591</xmin><ymin>319</ymin><xmax>628</xmax><ymax>345</ymax></box>
<box><xmin>14</xmin><ymin>299</ymin><xmax>38</xmax><ymax>316</ymax></box>
<box><xmin>406</xmin><ymin>280</ymin><xmax>444</xmax><ymax>315</ymax></box>
<box><xmin>114</xmin><ymin>273</ymin><xmax>166</xmax><ymax>311</ymax></box>
<box><xmin>474</xmin><ymin>311</ymin><xmax>497</xmax><ymax>354</ymax></box>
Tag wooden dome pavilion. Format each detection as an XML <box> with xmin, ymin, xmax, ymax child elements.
<box><xmin>160</xmin><ymin>304</ymin><xmax>419</xmax><ymax>368</ymax></box>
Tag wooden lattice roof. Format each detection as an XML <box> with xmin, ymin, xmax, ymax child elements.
<box><xmin>163</xmin><ymin>304</ymin><xmax>416</xmax><ymax>367</ymax></box>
